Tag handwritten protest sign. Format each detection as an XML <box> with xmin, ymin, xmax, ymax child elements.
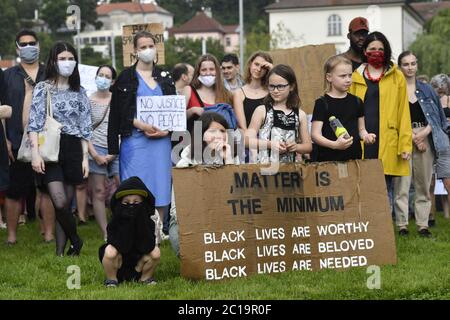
<box><xmin>78</xmin><ymin>64</ymin><xmax>98</xmax><ymax>97</ymax></box>
<box><xmin>122</xmin><ymin>23</ymin><xmax>165</xmax><ymax>67</ymax></box>
<box><xmin>173</xmin><ymin>160</ymin><xmax>397</xmax><ymax>281</ymax></box>
<box><xmin>137</xmin><ymin>95</ymin><xmax>186</xmax><ymax>131</ymax></box>
<box><xmin>270</xmin><ymin>44</ymin><xmax>336</xmax><ymax>115</ymax></box>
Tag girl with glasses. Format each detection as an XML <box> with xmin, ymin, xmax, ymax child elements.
<box><xmin>246</xmin><ymin>64</ymin><xmax>312</xmax><ymax>163</ymax></box>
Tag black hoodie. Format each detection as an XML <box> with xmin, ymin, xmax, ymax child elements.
<box><xmin>107</xmin><ymin>176</ymin><xmax>156</xmax><ymax>255</ymax></box>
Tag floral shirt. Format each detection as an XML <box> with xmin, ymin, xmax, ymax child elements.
<box><xmin>28</xmin><ymin>81</ymin><xmax>92</xmax><ymax>140</ymax></box>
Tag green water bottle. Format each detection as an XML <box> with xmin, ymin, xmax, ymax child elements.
<box><xmin>329</xmin><ymin>116</ymin><xmax>350</xmax><ymax>139</ymax></box>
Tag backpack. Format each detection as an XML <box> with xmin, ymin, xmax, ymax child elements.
<box><xmin>204</xmin><ymin>103</ymin><xmax>238</xmax><ymax>129</ymax></box>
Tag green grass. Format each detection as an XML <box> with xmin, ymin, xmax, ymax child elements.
<box><xmin>1</xmin><ymin>215</ymin><xmax>449</xmax><ymax>300</ymax></box>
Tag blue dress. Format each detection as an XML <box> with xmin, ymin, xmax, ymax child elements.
<box><xmin>119</xmin><ymin>73</ymin><xmax>172</xmax><ymax>207</ymax></box>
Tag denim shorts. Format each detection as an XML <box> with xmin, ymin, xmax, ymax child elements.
<box><xmin>89</xmin><ymin>145</ymin><xmax>119</xmax><ymax>178</ymax></box>
<box><xmin>436</xmin><ymin>147</ymin><xmax>450</xmax><ymax>179</ymax></box>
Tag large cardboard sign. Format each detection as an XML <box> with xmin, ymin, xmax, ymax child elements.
<box><xmin>137</xmin><ymin>95</ymin><xmax>186</xmax><ymax>131</ymax></box>
<box><xmin>173</xmin><ymin>160</ymin><xmax>397</xmax><ymax>281</ymax></box>
<box><xmin>122</xmin><ymin>23</ymin><xmax>165</xmax><ymax>67</ymax></box>
<box><xmin>270</xmin><ymin>44</ymin><xmax>336</xmax><ymax>115</ymax></box>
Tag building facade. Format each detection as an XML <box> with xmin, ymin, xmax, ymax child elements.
<box><xmin>266</xmin><ymin>0</ymin><xmax>426</xmax><ymax>59</ymax></box>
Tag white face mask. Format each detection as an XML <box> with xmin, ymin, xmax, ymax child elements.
<box><xmin>198</xmin><ymin>75</ymin><xmax>216</xmax><ymax>88</ymax></box>
<box><xmin>137</xmin><ymin>48</ymin><xmax>156</xmax><ymax>64</ymax></box>
<box><xmin>57</xmin><ymin>60</ymin><xmax>76</xmax><ymax>77</ymax></box>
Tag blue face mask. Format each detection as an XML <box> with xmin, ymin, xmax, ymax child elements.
<box><xmin>95</xmin><ymin>76</ymin><xmax>112</xmax><ymax>91</ymax></box>
<box><xmin>19</xmin><ymin>46</ymin><xmax>39</xmax><ymax>64</ymax></box>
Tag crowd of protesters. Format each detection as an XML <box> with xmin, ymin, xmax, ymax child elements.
<box><xmin>1</xmin><ymin>17</ymin><xmax>449</xmax><ymax>286</ymax></box>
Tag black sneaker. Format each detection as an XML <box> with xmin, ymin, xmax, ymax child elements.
<box><xmin>104</xmin><ymin>279</ymin><xmax>118</xmax><ymax>288</ymax></box>
<box><xmin>67</xmin><ymin>238</ymin><xmax>83</xmax><ymax>256</ymax></box>
<box><xmin>398</xmin><ymin>229</ymin><xmax>409</xmax><ymax>236</ymax></box>
<box><xmin>428</xmin><ymin>219</ymin><xmax>436</xmax><ymax>227</ymax></box>
<box><xmin>418</xmin><ymin>228</ymin><xmax>432</xmax><ymax>238</ymax></box>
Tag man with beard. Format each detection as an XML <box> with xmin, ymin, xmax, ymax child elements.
<box><xmin>341</xmin><ymin>17</ymin><xmax>370</xmax><ymax>71</ymax></box>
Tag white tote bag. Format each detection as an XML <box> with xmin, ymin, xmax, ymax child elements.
<box><xmin>18</xmin><ymin>85</ymin><xmax>62</xmax><ymax>162</ymax></box>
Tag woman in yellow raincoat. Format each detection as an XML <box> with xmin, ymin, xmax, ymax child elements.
<box><xmin>349</xmin><ymin>31</ymin><xmax>412</xmax><ymax>208</ymax></box>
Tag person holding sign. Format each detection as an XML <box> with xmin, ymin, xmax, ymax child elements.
<box><xmin>311</xmin><ymin>55</ymin><xmax>376</xmax><ymax>162</ymax></box>
<box><xmin>246</xmin><ymin>64</ymin><xmax>312</xmax><ymax>163</ymax></box>
<box><xmin>108</xmin><ymin>31</ymin><xmax>176</xmax><ymax>234</ymax></box>
<box><xmin>394</xmin><ymin>52</ymin><xmax>450</xmax><ymax>237</ymax></box>
<box><xmin>349</xmin><ymin>32</ymin><xmax>412</xmax><ymax>209</ymax></box>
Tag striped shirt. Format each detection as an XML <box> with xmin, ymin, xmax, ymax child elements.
<box><xmin>89</xmin><ymin>100</ymin><xmax>110</xmax><ymax>148</ymax></box>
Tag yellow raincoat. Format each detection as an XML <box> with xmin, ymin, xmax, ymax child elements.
<box><xmin>349</xmin><ymin>63</ymin><xmax>412</xmax><ymax>176</ymax></box>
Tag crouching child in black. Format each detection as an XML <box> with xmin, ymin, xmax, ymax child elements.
<box><xmin>99</xmin><ymin>176</ymin><xmax>160</xmax><ymax>287</ymax></box>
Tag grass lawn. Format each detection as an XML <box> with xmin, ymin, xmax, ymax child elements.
<box><xmin>0</xmin><ymin>214</ymin><xmax>449</xmax><ymax>300</ymax></box>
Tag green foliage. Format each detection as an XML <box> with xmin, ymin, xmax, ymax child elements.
<box><xmin>410</xmin><ymin>9</ymin><xmax>450</xmax><ymax>77</ymax></box>
<box><xmin>0</xmin><ymin>0</ymin><xmax>20</xmax><ymax>58</ymax></box>
<box><xmin>0</xmin><ymin>214</ymin><xmax>449</xmax><ymax>299</ymax></box>
<box><xmin>17</xmin><ymin>0</ymin><xmax>40</xmax><ymax>20</ymax></box>
<box><xmin>244</xmin><ymin>19</ymin><xmax>270</xmax><ymax>61</ymax></box>
<box><xmin>41</xmin><ymin>0</ymin><xmax>68</xmax><ymax>34</ymax></box>
<box><xmin>80</xmin><ymin>46</ymin><xmax>110</xmax><ymax>67</ymax></box>
<box><xmin>244</xmin><ymin>19</ymin><xmax>301</xmax><ymax>61</ymax></box>
<box><xmin>163</xmin><ymin>36</ymin><xmax>225</xmax><ymax>69</ymax></box>
<box><xmin>71</xmin><ymin>0</ymin><xmax>100</xmax><ymax>31</ymax></box>
<box><xmin>114</xmin><ymin>36</ymin><xmax>124</xmax><ymax>74</ymax></box>
<box><xmin>36</xmin><ymin>32</ymin><xmax>55</xmax><ymax>64</ymax></box>
<box><xmin>159</xmin><ymin>0</ymin><xmax>273</xmax><ymax>32</ymax></box>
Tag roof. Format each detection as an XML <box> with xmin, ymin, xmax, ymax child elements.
<box><xmin>96</xmin><ymin>2</ymin><xmax>173</xmax><ymax>16</ymax></box>
<box><xmin>223</xmin><ymin>25</ymin><xmax>239</xmax><ymax>34</ymax></box>
<box><xmin>266</xmin><ymin>0</ymin><xmax>405</xmax><ymax>11</ymax></box>
<box><xmin>171</xmin><ymin>12</ymin><xmax>226</xmax><ymax>34</ymax></box>
<box><xmin>410</xmin><ymin>1</ymin><xmax>450</xmax><ymax>22</ymax></box>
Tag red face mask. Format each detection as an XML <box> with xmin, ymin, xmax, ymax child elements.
<box><xmin>365</xmin><ymin>50</ymin><xmax>385</xmax><ymax>69</ymax></box>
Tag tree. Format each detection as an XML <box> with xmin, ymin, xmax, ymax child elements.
<box><xmin>410</xmin><ymin>8</ymin><xmax>450</xmax><ymax>77</ymax></box>
<box><xmin>244</xmin><ymin>19</ymin><xmax>270</xmax><ymax>60</ymax></box>
<box><xmin>158</xmin><ymin>0</ymin><xmax>273</xmax><ymax>31</ymax></box>
<box><xmin>17</xmin><ymin>0</ymin><xmax>40</xmax><ymax>20</ymax></box>
<box><xmin>0</xmin><ymin>0</ymin><xmax>20</xmax><ymax>58</ymax></box>
<box><xmin>80</xmin><ymin>46</ymin><xmax>110</xmax><ymax>67</ymax></box>
<box><xmin>36</xmin><ymin>32</ymin><xmax>55</xmax><ymax>63</ymax></box>
<box><xmin>41</xmin><ymin>0</ymin><xmax>68</xmax><ymax>34</ymax></box>
<box><xmin>114</xmin><ymin>36</ymin><xmax>124</xmax><ymax>73</ymax></box>
<box><xmin>72</xmin><ymin>0</ymin><xmax>101</xmax><ymax>31</ymax></box>
<box><xmin>163</xmin><ymin>36</ymin><xmax>225</xmax><ymax>69</ymax></box>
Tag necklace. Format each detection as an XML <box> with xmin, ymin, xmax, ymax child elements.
<box><xmin>365</xmin><ymin>66</ymin><xmax>385</xmax><ymax>83</ymax></box>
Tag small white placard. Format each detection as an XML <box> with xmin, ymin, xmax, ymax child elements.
<box><xmin>137</xmin><ymin>95</ymin><xmax>186</xmax><ymax>131</ymax></box>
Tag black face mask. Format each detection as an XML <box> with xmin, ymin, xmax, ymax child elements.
<box><xmin>119</xmin><ymin>202</ymin><xmax>144</xmax><ymax>218</ymax></box>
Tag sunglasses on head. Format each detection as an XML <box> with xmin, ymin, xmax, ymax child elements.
<box><xmin>17</xmin><ymin>41</ymin><xmax>37</xmax><ymax>48</ymax></box>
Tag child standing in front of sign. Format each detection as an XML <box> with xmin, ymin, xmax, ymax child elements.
<box><xmin>311</xmin><ymin>55</ymin><xmax>376</xmax><ymax>162</ymax></box>
<box><xmin>246</xmin><ymin>64</ymin><xmax>312</xmax><ymax>163</ymax></box>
